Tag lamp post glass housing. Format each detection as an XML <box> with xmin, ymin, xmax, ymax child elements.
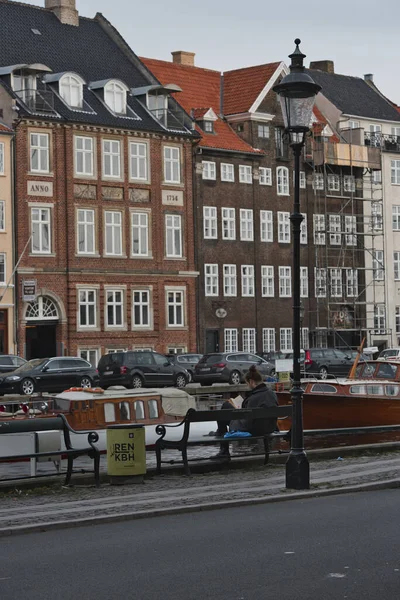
<box><xmin>273</xmin><ymin>39</ymin><xmax>321</xmax><ymax>490</ymax></box>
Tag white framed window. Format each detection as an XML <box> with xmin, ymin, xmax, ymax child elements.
<box><xmin>74</xmin><ymin>136</ymin><xmax>94</xmax><ymax>177</ymax></box>
<box><xmin>0</xmin><ymin>142</ymin><xmax>4</xmax><ymax>174</ymax></box>
<box><xmin>223</xmin><ymin>264</ymin><xmax>237</xmax><ymax>297</ymax></box>
<box><xmin>300</xmin><ymin>171</ymin><xmax>306</xmax><ymax>189</ymax></box>
<box><xmin>165</xmin><ymin>214</ymin><xmax>182</xmax><ymax>258</ymax></box>
<box><xmin>239</xmin><ymin>165</ymin><xmax>252</xmax><ymax>184</ymax></box>
<box><xmin>31</xmin><ymin>206</ymin><xmax>51</xmax><ymax>254</ymax></box>
<box><xmin>369</xmin><ymin>124</ymin><xmax>381</xmax><ymax>147</ymax></box>
<box><xmin>202</xmin><ymin>161</ymin><xmax>216</xmax><ymax>180</ymax></box>
<box><xmin>396</xmin><ymin>306</ymin><xmax>400</xmax><ymax>336</ymax></box>
<box><xmin>240</xmin><ymin>209</ymin><xmax>254</xmax><ymax>241</ymax></box>
<box><xmin>300</xmin><ymin>266</ymin><xmax>308</xmax><ymax>298</ymax></box>
<box><xmin>259</xmin><ymin>167</ymin><xmax>272</xmax><ymax>186</ymax></box>
<box><xmin>374</xmin><ymin>305</ymin><xmax>386</xmax><ymax>334</ymax></box>
<box><xmin>312</xmin><ymin>173</ymin><xmax>324</xmax><ymax>190</ymax></box>
<box><xmin>164</xmin><ymin>146</ymin><xmax>181</xmax><ymax>183</ymax></box>
<box><xmin>260</xmin><ymin>210</ymin><xmax>273</xmax><ymax>242</ymax></box>
<box><xmin>315</xmin><ymin>268</ymin><xmax>327</xmax><ymax>298</ymax></box>
<box><xmin>371</xmin><ymin>202</ymin><xmax>383</xmax><ymax>231</ymax></box>
<box><xmin>394</xmin><ymin>252</ymin><xmax>400</xmax><ymax>280</ymax></box>
<box><xmin>104</xmin><ymin>80</ymin><xmax>127</xmax><ymax>115</ymax></box>
<box><xmin>279</xmin><ymin>266</ymin><xmax>291</xmax><ymax>297</ymax></box>
<box><xmin>30</xmin><ymin>132</ymin><xmax>49</xmax><ymax>173</ymax></box>
<box><xmin>327</xmin><ymin>174</ymin><xmax>340</xmax><ymax>192</ymax></box>
<box><xmin>243</xmin><ymin>328</ymin><xmax>256</xmax><ymax>353</ymax></box>
<box><xmin>0</xmin><ymin>200</ymin><xmax>4</xmax><ymax>231</ymax></box>
<box><xmin>0</xmin><ymin>253</ymin><xmax>5</xmax><ymax>284</ymax></box>
<box><xmin>278</xmin><ymin>211</ymin><xmax>290</xmax><ymax>243</ymax></box>
<box><xmin>391</xmin><ymin>160</ymin><xmax>400</xmax><ymax>185</ymax></box>
<box><xmin>78</xmin><ymin>289</ymin><xmax>97</xmax><ymax>328</ymax></box>
<box><xmin>261</xmin><ymin>265</ymin><xmax>274</xmax><ymax>297</ymax></box>
<box><xmin>393</xmin><ymin>206</ymin><xmax>400</xmax><ymax>231</ymax></box>
<box><xmin>346</xmin><ymin>269</ymin><xmax>358</xmax><ymax>297</ymax></box>
<box><xmin>131</xmin><ymin>212</ymin><xmax>149</xmax><ymax>257</ymax></box>
<box><xmin>79</xmin><ymin>348</ymin><xmax>99</xmax><ymax>368</ymax></box>
<box><xmin>102</xmin><ymin>139</ymin><xmax>121</xmax><ymax>178</ymax></box>
<box><xmin>105</xmin><ymin>211</ymin><xmax>122</xmax><ymax>256</ymax></box>
<box><xmin>222</xmin><ymin>207</ymin><xmax>236</xmax><ymax>240</ymax></box>
<box><xmin>301</xmin><ymin>328</ymin><xmax>309</xmax><ymax>350</ymax></box>
<box><xmin>348</xmin><ymin>120</ymin><xmax>360</xmax><ymax>129</ymax></box>
<box><xmin>241</xmin><ymin>265</ymin><xmax>255</xmax><ymax>297</ymax></box>
<box><xmin>203</xmin><ymin>206</ymin><xmax>218</xmax><ymax>239</ymax></box>
<box><xmin>106</xmin><ymin>289</ymin><xmax>124</xmax><ymax>327</ymax></box>
<box><xmin>60</xmin><ymin>74</ymin><xmax>83</xmax><ymax>108</ymax></box>
<box><xmin>224</xmin><ymin>328</ymin><xmax>238</xmax><ymax>353</ymax></box>
<box><xmin>280</xmin><ymin>328</ymin><xmax>292</xmax><ymax>352</ymax></box>
<box><xmin>258</xmin><ymin>124</ymin><xmax>269</xmax><ymax>138</ymax></box>
<box><xmin>391</xmin><ymin>127</ymin><xmax>400</xmax><ymax>138</ymax></box>
<box><xmin>329</xmin><ymin>214</ymin><xmax>341</xmax><ymax>246</ymax></box>
<box><xmin>345</xmin><ymin>215</ymin><xmax>357</xmax><ymax>246</ymax></box>
<box><xmin>77</xmin><ymin>209</ymin><xmax>95</xmax><ymax>255</ymax></box>
<box><xmin>167</xmin><ymin>290</ymin><xmax>185</xmax><ymax>327</ymax></box>
<box><xmin>372</xmin><ymin>250</ymin><xmax>384</xmax><ymax>281</ymax></box>
<box><xmin>344</xmin><ymin>175</ymin><xmax>356</xmax><ymax>192</ymax></box>
<box><xmin>263</xmin><ymin>328</ymin><xmax>275</xmax><ymax>352</ymax></box>
<box><xmin>373</xmin><ymin>170</ymin><xmax>382</xmax><ymax>184</ymax></box>
<box><xmin>221</xmin><ymin>163</ymin><xmax>234</xmax><ymax>182</ymax></box>
<box><xmin>205</xmin><ymin>264</ymin><xmax>219</xmax><ymax>296</ymax></box>
<box><xmin>300</xmin><ymin>214</ymin><xmax>307</xmax><ymax>244</ymax></box>
<box><xmin>132</xmin><ymin>290</ymin><xmax>151</xmax><ymax>328</ymax></box>
<box><xmin>313</xmin><ymin>214</ymin><xmax>326</xmax><ymax>245</ymax></box>
<box><xmin>130</xmin><ymin>142</ymin><xmax>148</xmax><ymax>181</ymax></box>
<box><xmin>277</xmin><ymin>166</ymin><xmax>289</xmax><ymax>195</ymax></box>
<box><xmin>330</xmin><ymin>268</ymin><xmax>342</xmax><ymax>297</ymax></box>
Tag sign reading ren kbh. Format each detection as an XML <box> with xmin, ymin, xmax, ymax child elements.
<box><xmin>111</xmin><ymin>440</ymin><xmax>135</xmax><ymax>462</ymax></box>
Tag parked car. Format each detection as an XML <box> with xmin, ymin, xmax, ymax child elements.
<box><xmin>303</xmin><ymin>348</ymin><xmax>353</xmax><ymax>379</ymax></box>
<box><xmin>165</xmin><ymin>353</ymin><xmax>203</xmax><ymax>383</ymax></box>
<box><xmin>0</xmin><ymin>356</ymin><xmax>98</xmax><ymax>396</ymax></box>
<box><xmin>98</xmin><ymin>351</ymin><xmax>189</xmax><ymax>389</ymax></box>
<box><xmin>377</xmin><ymin>348</ymin><xmax>400</xmax><ymax>362</ymax></box>
<box><xmin>193</xmin><ymin>352</ymin><xmax>275</xmax><ymax>386</ymax></box>
<box><xmin>0</xmin><ymin>355</ymin><xmax>27</xmax><ymax>374</ymax></box>
<box><xmin>257</xmin><ymin>351</ymin><xmax>286</xmax><ymax>376</ymax></box>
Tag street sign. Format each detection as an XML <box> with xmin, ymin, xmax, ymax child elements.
<box><xmin>22</xmin><ymin>280</ymin><xmax>37</xmax><ymax>302</ymax></box>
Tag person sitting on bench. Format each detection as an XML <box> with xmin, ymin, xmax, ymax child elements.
<box><xmin>213</xmin><ymin>365</ymin><xmax>278</xmax><ymax>460</ymax></box>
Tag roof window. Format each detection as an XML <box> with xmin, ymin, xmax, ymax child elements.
<box><xmin>59</xmin><ymin>73</ymin><xmax>84</xmax><ymax>109</ymax></box>
<box><xmin>104</xmin><ymin>80</ymin><xmax>128</xmax><ymax>115</ymax></box>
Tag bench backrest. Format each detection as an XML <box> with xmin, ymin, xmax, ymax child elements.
<box><xmin>185</xmin><ymin>405</ymin><xmax>292</xmax><ymax>423</ymax></box>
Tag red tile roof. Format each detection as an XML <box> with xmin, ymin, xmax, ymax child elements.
<box><xmin>223</xmin><ymin>62</ymin><xmax>281</xmax><ymax>115</ymax></box>
<box><xmin>0</xmin><ymin>122</ymin><xmax>12</xmax><ymax>132</ymax></box>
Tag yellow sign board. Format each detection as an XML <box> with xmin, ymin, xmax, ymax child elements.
<box><xmin>107</xmin><ymin>426</ymin><xmax>146</xmax><ymax>477</ymax></box>
<box><xmin>279</xmin><ymin>371</ymin><xmax>290</xmax><ymax>383</ymax></box>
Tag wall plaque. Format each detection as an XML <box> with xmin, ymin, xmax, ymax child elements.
<box><xmin>102</xmin><ymin>186</ymin><xmax>123</xmax><ymax>201</ymax></box>
<box><xmin>74</xmin><ymin>184</ymin><xmax>97</xmax><ymax>200</ymax></box>
<box><xmin>129</xmin><ymin>188</ymin><xmax>150</xmax><ymax>203</ymax></box>
<box><xmin>162</xmin><ymin>190</ymin><xmax>184</xmax><ymax>206</ymax></box>
<box><xmin>27</xmin><ymin>181</ymin><xmax>53</xmax><ymax>197</ymax></box>
<box><xmin>22</xmin><ymin>279</ymin><xmax>37</xmax><ymax>302</ymax></box>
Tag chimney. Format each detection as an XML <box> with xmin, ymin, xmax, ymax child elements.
<box><xmin>309</xmin><ymin>60</ymin><xmax>335</xmax><ymax>74</ymax></box>
<box><xmin>171</xmin><ymin>51</ymin><xmax>195</xmax><ymax>67</ymax></box>
<box><xmin>364</xmin><ymin>74</ymin><xmax>374</xmax><ymax>83</ymax></box>
<box><xmin>45</xmin><ymin>0</ymin><xmax>79</xmax><ymax>27</ymax></box>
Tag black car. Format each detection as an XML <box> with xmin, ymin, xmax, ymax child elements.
<box><xmin>0</xmin><ymin>357</ymin><xmax>98</xmax><ymax>396</ymax></box>
<box><xmin>193</xmin><ymin>352</ymin><xmax>275</xmax><ymax>386</ymax></box>
<box><xmin>304</xmin><ymin>348</ymin><xmax>353</xmax><ymax>379</ymax></box>
<box><xmin>0</xmin><ymin>355</ymin><xmax>27</xmax><ymax>374</ymax></box>
<box><xmin>98</xmin><ymin>351</ymin><xmax>189</xmax><ymax>389</ymax></box>
<box><xmin>165</xmin><ymin>353</ymin><xmax>203</xmax><ymax>382</ymax></box>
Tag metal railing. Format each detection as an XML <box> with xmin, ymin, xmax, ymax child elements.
<box><xmin>149</xmin><ymin>108</ymin><xmax>188</xmax><ymax>130</ymax></box>
<box><xmin>364</xmin><ymin>132</ymin><xmax>400</xmax><ymax>153</ymax></box>
<box><xmin>15</xmin><ymin>88</ymin><xmax>55</xmax><ymax>113</ymax></box>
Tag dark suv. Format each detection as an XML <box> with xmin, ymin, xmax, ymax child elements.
<box><xmin>193</xmin><ymin>352</ymin><xmax>274</xmax><ymax>386</ymax></box>
<box><xmin>166</xmin><ymin>353</ymin><xmax>203</xmax><ymax>382</ymax></box>
<box><xmin>98</xmin><ymin>351</ymin><xmax>189</xmax><ymax>389</ymax></box>
<box><xmin>304</xmin><ymin>348</ymin><xmax>353</xmax><ymax>379</ymax></box>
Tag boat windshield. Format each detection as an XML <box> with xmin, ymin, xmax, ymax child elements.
<box><xmin>375</xmin><ymin>363</ymin><xmax>397</xmax><ymax>379</ymax></box>
<box><xmin>356</xmin><ymin>363</ymin><xmax>376</xmax><ymax>379</ymax></box>
<box><xmin>310</xmin><ymin>383</ymin><xmax>338</xmax><ymax>394</ymax></box>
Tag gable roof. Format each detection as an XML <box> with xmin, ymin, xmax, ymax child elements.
<box><xmin>223</xmin><ymin>62</ymin><xmax>282</xmax><ymax>115</ymax></box>
<box><xmin>306</xmin><ymin>68</ymin><xmax>400</xmax><ymax>122</ymax></box>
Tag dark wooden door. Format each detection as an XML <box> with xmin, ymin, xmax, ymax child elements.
<box><xmin>205</xmin><ymin>329</ymin><xmax>219</xmax><ymax>353</ymax></box>
<box><xmin>0</xmin><ymin>310</ymin><xmax>8</xmax><ymax>353</ymax></box>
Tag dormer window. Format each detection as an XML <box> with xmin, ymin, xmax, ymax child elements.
<box><xmin>13</xmin><ymin>69</ymin><xmax>37</xmax><ymax>103</ymax></box>
<box><xmin>203</xmin><ymin>120</ymin><xmax>214</xmax><ymax>133</ymax></box>
<box><xmin>59</xmin><ymin>73</ymin><xmax>84</xmax><ymax>108</ymax></box>
<box><xmin>104</xmin><ymin>80</ymin><xmax>128</xmax><ymax>115</ymax></box>
<box><xmin>148</xmin><ymin>93</ymin><xmax>167</xmax><ymax>119</ymax></box>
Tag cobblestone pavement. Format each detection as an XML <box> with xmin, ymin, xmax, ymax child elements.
<box><xmin>0</xmin><ymin>451</ymin><xmax>400</xmax><ymax>531</ymax></box>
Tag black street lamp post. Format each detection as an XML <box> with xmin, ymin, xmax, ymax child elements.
<box><xmin>273</xmin><ymin>40</ymin><xmax>321</xmax><ymax>490</ymax></box>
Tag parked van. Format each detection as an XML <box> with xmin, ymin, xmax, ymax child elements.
<box><xmin>377</xmin><ymin>348</ymin><xmax>400</xmax><ymax>361</ymax></box>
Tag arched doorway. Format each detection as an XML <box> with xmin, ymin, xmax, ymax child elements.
<box><xmin>25</xmin><ymin>296</ymin><xmax>59</xmax><ymax>359</ymax></box>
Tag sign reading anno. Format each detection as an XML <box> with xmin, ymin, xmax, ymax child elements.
<box><xmin>27</xmin><ymin>181</ymin><xmax>53</xmax><ymax>197</ymax></box>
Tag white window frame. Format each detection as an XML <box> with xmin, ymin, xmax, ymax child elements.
<box><xmin>242</xmin><ymin>328</ymin><xmax>256</xmax><ymax>353</ymax></box>
<box><xmin>280</xmin><ymin>328</ymin><xmax>292</xmax><ymax>352</ymax></box>
<box><xmin>239</xmin><ymin>165</ymin><xmax>252</xmax><ymax>184</ymax></box>
<box><xmin>165</xmin><ymin>214</ymin><xmax>182</xmax><ymax>258</ymax></box>
<box><xmin>129</xmin><ymin>141</ymin><xmax>148</xmax><ymax>182</ymax></box>
<box><xmin>131</xmin><ymin>211</ymin><xmax>149</xmax><ymax>257</ymax></box>
<box><xmin>391</xmin><ymin>160</ymin><xmax>400</xmax><ymax>185</ymax></box>
<box><xmin>393</xmin><ymin>206</ymin><xmax>400</xmax><ymax>231</ymax></box>
<box><xmin>240</xmin><ymin>209</ymin><xmax>254</xmax><ymax>241</ymax></box>
<box><xmin>224</xmin><ymin>328</ymin><xmax>238</xmax><ymax>353</ymax></box>
<box><xmin>315</xmin><ymin>267</ymin><xmax>327</xmax><ymax>298</ymax></box>
<box><xmin>241</xmin><ymin>265</ymin><xmax>255</xmax><ymax>297</ymax></box>
<box><xmin>371</xmin><ymin>202</ymin><xmax>383</xmax><ymax>232</ymax></box>
<box><xmin>223</xmin><ymin>264</ymin><xmax>237</xmax><ymax>297</ymax></box>
<box><xmin>345</xmin><ymin>215</ymin><xmax>357</xmax><ymax>246</ymax></box>
<box><xmin>260</xmin><ymin>210</ymin><xmax>273</xmax><ymax>242</ymax></box>
<box><xmin>279</xmin><ymin>266</ymin><xmax>291</xmax><ymax>297</ymax></box>
<box><xmin>106</xmin><ymin>288</ymin><xmax>125</xmax><ymax>328</ymax></box>
<box><xmin>74</xmin><ymin>135</ymin><xmax>94</xmax><ymax>177</ymax></box>
<box><xmin>313</xmin><ymin>214</ymin><xmax>326</xmax><ymax>245</ymax></box>
<box><xmin>102</xmin><ymin>139</ymin><xmax>121</xmax><ymax>179</ymax></box>
<box><xmin>330</xmin><ymin>268</ymin><xmax>342</xmax><ymax>297</ymax></box>
<box><xmin>60</xmin><ymin>74</ymin><xmax>84</xmax><ymax>108</ymax></box>
<box><xmin>205</xmin><ymin>264</ymin><xmax>219</xmax><ymax>296</ymax></box>
<box><xmin>166</xmin><ymin>289</ymin><xmax>185</xmax><ymax>327</ymax></box>
<box><xmin>30</xmin><ymin>132</ymin><xmax>49</xmax><ymax>173</ymax></box>
<box><xmin>300</xmin><ymin>171</ymin><xmax>306</xmax><ymax>189</ymax></box>
<box><xmin>31</xmin><ymin>206</ymin><xmax>51</xmax><ymax>254</ymax></box>
<box><xmin>301</xmin><ymin>328</ymin><xmax>309</xmax><ymax>351</ymax></box>
<box><xmin>278</xmin><ymin>211</ymin><xmax>290</xmax><ymax>243</ymax></box>
<box><xmin>78</xmin><ymin>348</ymin><xmax>100</xmax><ymax>368</ymax></box>
<box><xmin>259</xmin><ymin>167</ymin><xmax>272</xmax><ymax>186</ymax></box>
<box><xmin>329</xmin><ymin>214</ymin><xmax>341</xmax><ymax>246</ymax></box>
<box><xmin>202</xmin><ymin>161</ymin><xmax>216</xmax><ymax>180</ymax></box>
<box><xmin>344</xmin><ymin>175</ymin><xmax>356</xmax><ymax>193</ymax></box>
<box><xmin>300</xmin><ymin>266</ymin><xmax>308</xmax><ymax>298</ymax></box>
<box><xmin>104</xmin><ymin>80</ymin><xmax>127</xmax><ymax>115</ymax></box>
<box><xmin>262</xmin><ymin>328</ymin><xmax>275</xmax><ymax>352</ymax></box>
<box><xmin>277</xmin><ymin>166</ymin><xmax>289</xmax><ymax>196</ymax></box>
<box><xmin>104</xmin><ymin>210</ymin><xmax>123</xmax><ymax>256</ymax></box>
<box><xmin>396</xmin><ymin>306</ymin><xmax>400</xmax><ymax>336</ymax></box>
<box><xmin>312</xmin><ymin>173</ymin><xmax>324</xmax><ymax>191</ymax></box>
<box><xmin>394</xmin><ymin>252</ymin><xmax>400</xmax><ymax>280</ymax></box>
<box><xmin>77</xmin><ymin>208</ymin><xmax>95</xmax><ymax>255</ymax></box>
<box><xmin>0</xmin><ymin>200</ymin><xmax>4</xmax><ymax>231</ymax></box>
<box><xmin>132</xmin><ymin>289</ymin><xmax>151</xmax><ymax>329</ymax></box>
<box><xmin>261</xmin><ymin>265</ymin><xmax>274</xmax><ymax>297</ymax></box>
<box><xmin>203</xmin><ymin>206</ymin><xmax>218</xmax><ymax>239</ymax></box>
<box><xmin>164</xmin><ymin>146</ymin><xmax>181</xmax><ymax>184</ymax></box>
<box><xmin>257</xmin><ymin>124</ymin><xmax>269</xmax><ymax>138</ymax></box>
<box><xmin>373</xmin><ymin>250</ymin><xmax>384</xmax><ymax>281</ymax></box>
<box><xmin>374</xmin><ymin>305</ymin><xmax>386</xmax><ymax>334</ymax></box>
<box><xmin>300</xmin><ymin>214</ymin><xmax>307</xmax><ymax>245</ymax></box>
<box><xmin>346</xmin><ymin>269</ymin><xmax>358</xmax><ymax>298</ymax></box>
<box><xmin>221</xmin><ymin>163</ymin><xmax>234</xmax><ymax>182</ymax></box>
<box><xmin>0</xmin><ymin>253</ymin><xmax>5</xmax><ymax>284</ymax></box>
<box><xmin>327</xmin><ymin>174</ymin><xmax>340</xmax><ymax>192</ymax></box>
<box><xmin>222</xmin><ymin>207</ymin><xmax>236</xmax><ymax>240</ymax></box>
<box><xmin>78</xmin><ymin>289</ymin><xmax>97</xmax><ymax>329</ymax></box>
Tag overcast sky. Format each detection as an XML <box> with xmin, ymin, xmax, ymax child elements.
<box><xmin>31</xmin><ymin>0</ymin><xmax>400</xmax><ymax>103</ymax></box>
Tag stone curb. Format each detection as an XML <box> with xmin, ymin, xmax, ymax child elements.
<box><xmin>1</xmin><ymin>477</ymin><xmax>399</xmax><ymax>538</ymax></box>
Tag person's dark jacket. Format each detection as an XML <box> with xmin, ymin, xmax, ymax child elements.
<box><xmin>229</xmin><ymin>383</ymin><xmax>278</xmax><ymax>435</ymax></box>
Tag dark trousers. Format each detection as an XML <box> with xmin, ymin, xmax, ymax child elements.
<box><xmin>216</xmin><ymin>401</ymin><xmax>232</xmax><ymax>452</ymax></box>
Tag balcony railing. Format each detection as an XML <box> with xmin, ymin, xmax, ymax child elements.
<box><xmin>15</xmin><ymin>88</ymin><xmax>55</xmax><ymax>114</ymax></box>
<box><xmin>149</xmin><ymin>108</ymin><xmax>189</xmax><ymax>131</ymax></box>
<box><xmin>364</xmin><ymin>132</ymin><xmax>400</xmax><ymax>153</ymax></box>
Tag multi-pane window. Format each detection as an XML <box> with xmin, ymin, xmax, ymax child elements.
<box><xmin>258</xmin><ymin>124</ymin><xmax>270</xmax><ymax>138</ymax></box>
<box><xmin>132</xmin><ymin>290</ymin><xmax>150</xmax><ymax>328</ymax></box>
<box><xmin>223</xmin><ymin>264</ymin><xmax>237</xmax><ymax>297</ymax></box>
<box><xmin>300</xmin><ymin>214</ymin><xmax>307</xmax><ymax>244</ymax></box>
<box><xmin>312</xmin><ymin>173</ymin><xmax>324</xmax><ymax>190</ymax></box>
<box><xmin>79</xmin><ymin>349</ymin><xmax>99</xmax><ymax>368</ymax></box>
<box><xmin>393</xmin><ymin>206</ymin><xmax>400</xmax><ymax>231</ymax></box>
<box><xmin>394</xmin><ymin>252</ymin><xmax>400</xmax><ymax>280</ymax></box>
<box><xmin>315</xmin><ymin>267</ymin><xmax>327</xmax><ymax>297</ymax></box>
<box><xmin>203</xmin><ymin>206</ymin><xmax>218</xmax><ymax>239</ymax></box>
<box><xmin>0</xmin><ymin>200</ymin><xmax>4</xmax><ymax>231</ymax></box>
<box><xmin>75</xmin><ymin>136</ymin><xmax>94</xmax><ymax>176</ymax></box>
<box><xmin>167</xmin><ymin>290</ymin><xmax>184</xmax><ymax>326</ymax></box>
<box><xmin>164</xmin><ymin>146</ymin><xmax>181</xmax><ymax>183</ymax></box>
<box><xmin>165</xmin><ymin>214</ymin><xmax>182</xmax><ymax>257</ymax></box>
<box><xmin>278</xmin><ymin>211</ymin><xmax>290</xmax><ymax>243</ymax></box>
<box><xmin>346</xmin><ymin>269</ymin><xmax>358</xmax><ymax>297</ymax></box>
<box><xmin>330</xmin><ymin>268</ymin><xmax>342</xmax><ymax>297</ymax></box>
<box><xmin>279</xmin><ymin>266</ymin><xmax>291</xmax><ymax>297</ymax></box>
<box><xmin>78</xmin><ymin>289</ymin><xmax>97</xmax><ymax>328</ymax></box>
<box><xmin>345</xmin><ymin>215</ymin><xmax>357</xmax><ymax>246</ymax></box>
<box><xmin>130</xmin><ymin>142</ymin><xmax>148</xmax><ymax>181</ymax></box>
<box><xmin>396</xmin><ymin>307</ymin><xmax>400</xmax><ymax>336</ymax></box>
<box><xmin>225</xmin><ymin>328</ymin><xmax>238</xmax><ymax>353</ymax></box>
<box><xmin>202</xmin><ymin>161</ymin><xmax>216</xmax><ymax>180</ymax></box>
<box><xmin>300</xmin><ymin>171</ymin><xmax>306</xmax><ymax>189</ymax></box>
<box><xmin>241</xmin><ymin>265</ymin><xmax>255</xmax><ymax>296</ymax></box>
<box><xmin>104</xmin><ymin>81</ymin><xmax>127</xmax><ymax>114</ymax></box>
<box><xmin>329</xmin><ymin>214</ymin><xmax>341</xmax><ymax>245</ymax></box>
<box><xmin>77</xmin><ymin>209</ymin><xmax>95</xmax><ymax>254</ymax></box>
<box><xmin>239</xmin><ymin>165</ymin><xmax>252</xmax><ymax>184</ymax></box>
<box><xmin>259</xmin><ymin>167</ymin><xmax>272</xmax><ymax>185</ymax></box>
<box><xmin>0</xmin><ymin>253</ymin><xmax>5</xmax><ymax>284</ymax></box>
<box><xmin>300</xmin><ymin>266</ymin><xmax>308</xmax><ymax>298</ymax></box>
<box><xmin>263</xmin><ymin>328</ymin><xmax>276</xmax><ymax>352</ymax></box>
<box><xmin>277</xmin><ymin>166</ymin><xmax>289</xmax><ymax>195</ymax></box>
<box><xmin>31</xmin><ymin>207</ymin><xmax>51</xmax><ymax>254</ymax></box>
<box><xmin>391</xmin><ymin>160</ymin><xmax>400</xmax><ymax>185</ymax></box>
<box><xmin>280</xmin><ymin>328</ymin><xmax>292</xmax><ymax>352</ymax></box>
<box><xmin>105</xmin><ymin>211</ymin><xmax>122</xmax><ymax>255</ymax></box>
<box><xmin>106</xmin><ymin>289</ymin><xmax>124</xmax><ymax>327</ymax></box>
<box><xmin>372</xmin><ymin>250</ymin><xmax>384</xmax><ymax>280</ymax></box>
<box><xmin>131</xmin><ymin>212</ymin><xmax>149</xmax><ymax>256</ymax></box>
<box><xmin>371</xmin><ymin>202</ymin><xmax>383</xmax><ymax>231</ymax></box>
<box><xmin>204</xmin><ymin>264</ymin><xmax>219</xmax><ymax>296</ymax></box>
<box><xmin>369</xmin><ymin>124</ymin><xmax>381</xmax><ymax>147</ymax></box>
<box><xmin>374</xmin><ymin>305</ymin><xmax>386</xmax><ymax>334</ymax></box>
<box><xmin>313</xmin><ymin>214</ymin><xmax>326</xmax><ymax>245</ymax></box>
<box><xmin>240</xmin><ymin>209</ymin><xmax>254</xmax><ymax>241</ymax></box>
<box><xmin>261</xmin><ymin>266</ymin><xmax>274</xmax><ymax>297</ymax></box>
<box><xmin>344</xmin><ymin>175</ymin><xmax>356</xmax><ymax>192</ymax></box>
<box><xmin>373</xmin><ymin>170</ymin><xmax>382</xmax><ymax>184</ymax></box>
<box><xmin>222</xmin><ymin>207</ymin><xmax>236</xmax><ymax>240</ymax></box>
<box><xmin>301</xmin><ymin>328</ymin><xmax>310</xmax><ymax>350</ymax></box>
<box><xmin>221</xmin><ymin>163</ymin><xmax>234</xmax><ymax>182</ymax></box>
<box><xmin>30</xmin><ymin>133</ymin><xmax>49</xmax><ymax>173</ymax></box>
<box><xmin>0</xmin><ymin>142</ymin><xmax>4</xmax><ymax>174</ymax></box>
<box><xmin>328</xmin><ymin>174</ymin><xmax>340</xmax><ymax>192</ymax></box>
<box><xmin>243</xmin><ymin>328</ymin><xmax>256</xmax><ymax>353</ymax></box>
<box><xmin>260</xmin><ymin>210</ymin><xmax>273</xmax><ymax>242</ymax></box>
<box><xmin>102</xmin><ymin>139</ymin><xmax>121</xmax><ymax>178</ymax></box>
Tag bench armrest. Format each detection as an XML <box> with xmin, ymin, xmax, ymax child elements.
<box><xmin>156</xmin><ymin>418</ymin><xmax>186</xmax><ymax>440</ymax></box>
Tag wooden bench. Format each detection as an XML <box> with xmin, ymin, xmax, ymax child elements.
<box><xmin>155</xmin><ymin>405</ymin><xmax>292</xmax><ymax>475</ymax></box>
